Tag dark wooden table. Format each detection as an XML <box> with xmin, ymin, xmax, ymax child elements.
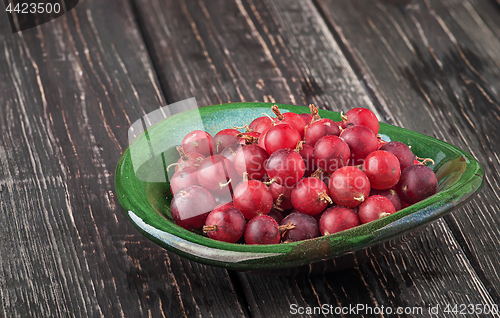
<box><xmin>1</xmin><ymin>0</ymin><xmax>500</xmax><ymax>317</ymax></box>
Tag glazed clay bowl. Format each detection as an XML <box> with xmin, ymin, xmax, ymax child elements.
<box><xmin>115</xmin><ymin>102</ymin><xmax>484</xmax><ymax>274</ymax></box>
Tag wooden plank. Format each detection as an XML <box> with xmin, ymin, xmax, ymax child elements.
<box><xmin>316</xmin><ymin>0</ymin><xmax>500</xmax><ymax>303</ymax></box>
<box><xmin>0</xmin><ymin>1</ymin><xmax>246</xmax><ymax>317</ymax></box>
<box><xmin>131</xmin><ymin>0</ymin><xmax>497</xmax><ymax>315</ymax></box>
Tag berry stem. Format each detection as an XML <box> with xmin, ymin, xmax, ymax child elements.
<box><xmin>294</xmin><ymin>140</ymin><xmax>304</xmax><ymax>152</ymax></box>
<box><xmin>416</xmin><ymin>157</ymin><xmax>435</xmax><ymax>165</ymax></box>
<box><xmin>309</xmin><ymin>104</ymin><xmax>320</xmax><ymax>122</ymax></box>
<box><xmin>233</xmin><ymin>124</ymin><xmax>252</xmax><ymax>132</ymax></box>
<box><xmin>218</xmin><ymin>179</ymin><xmax>232</xmax><ymax>189</ymax></box>
<box><xmin>242</xmin><ymin>172</ymin><xmax>249</xmax><ymax>182</ymax></box>
<box><xmin>310</xmin><ymin>168</ymin><xmax>324</xmax><ymax>179</ymax></box>
<box><xmin>279</xmin><ymin>221</ymin><xmax>296</xmax><ymax>235</ymax></box>
<box><xmin>353</xmin><ymin>194</ymin><xmax>365</xmax><ymax>202</ymax></box>
<box><xmin>318</xmin><ymin>190</ymin><xmax>333</xmax><ymax>204</ymax></box>
<box><xmin>202</xmin><ymin>225</ymin><xmax>218</xmax><ymax>233</ymax></box>
<box><xmin>340</xmin><ymin>111</ymin><xmax>348</xmax><ymax>122</ymax></box>
<box><xmin>261</xmin><ymin>112</ymin><xmax>276</xmax><ymax>124</ymax></box>
<box><xmin>166</xmin><ymin>162</ymin><xmax>179</xmax><ymax>172</ymax></box>
<box><xmin>273</xmin><ymin>194</ymin><xmax>285</xmax><ymax>211</ymax></box>
<box><xmin>237</xmin><ymin>133</ymin><xmax>259</xmax><ymax>145</ymax></box>
<box><xmin>176</xmin><ymin>146</ymin><xmax>189</xmax><ymax>160</ymax></box>
<box><xmin>263</xmin><ymin>178</ymin><xmax>277</xmax><ymax>186</ymax></box>
<box><xmin>271</xmin><ymin>105</ymin><xmax>284</xmax><ymax>121</ymax></box>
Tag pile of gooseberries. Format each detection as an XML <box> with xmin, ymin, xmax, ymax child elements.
<box><xmin>168</xmin><ymin>104</ymin><xmax>438</xmax><ymax>244</ymax></box>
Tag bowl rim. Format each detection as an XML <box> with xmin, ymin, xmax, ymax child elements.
<box><xmin>115</xmin><ymin>102</ymin><xmax>485</xmax><ymax>270</ymax></box>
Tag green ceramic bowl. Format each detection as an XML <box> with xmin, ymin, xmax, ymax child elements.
<box><xmin>115</xmin><ymin>102</ymin><xmax>484</xmax><ymax>274</ymax></box>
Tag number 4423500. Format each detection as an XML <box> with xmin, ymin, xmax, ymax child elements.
<box><xmin>5</xmin><ymin>2</ymin><xmax>61</xmax><ymax>14</ymax></box>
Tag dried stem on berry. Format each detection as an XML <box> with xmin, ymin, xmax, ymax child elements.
<box><xmin>242</xmin><ymin>172</ymin><xmax>249</xmax><ymax>182</ymax></box>
<box><xmin>279</xmin><ymin>221</ymin><xmax>296</xmax><ymax>235</ymax></box>
<box><xmin>218</xmin><ymin>179</ymin><xmax>232</xmax><ymax>189</ymax></box>
<box><xmin>166</xmin><ymin>162</ymin><xmax>179</xmax><ymax>172</ymax></box>
<box><xmin>177</xmin><ymin>146</ymin><xmax>189</xmax><ymax>160</ymax></box>
<box><xmin>263</xmin><ymin>178</ymin><xmax>277</xmax><ymax>186</ymax></box>
<box><xmin>340</xmin><ymin>111</ymin><xmax>348</xmax><ymax>122</ymax></box>
<box><xmin>233</xmin><ymin>124</ymin><xmax>252</xmax><ymax>132</ymax></box>
<box><xmin>294</xmin><ymin>140</ymin><xmax>304</xmax><ymax>152</ymax></box>
<box><xmin>309</xmin><ymin>104</ymin><xmax>320</xmax><ymax>122</ymax></box>
<box><xmin>416</xmin><ymin>156</ymin><xmax>435</xmax><ymax>165</ymax></box>
<box><xmin>353</xmin><ymin>194</ymin><xmax>365</xmax><ymax>202</ymax></box>
<box><xmin>273</xmin><ymin>194</ymin><xmax>285</xmax><ymax>211</ymax></box>
<box><xmin>310</xmin><ymin>168</ymin><xmax>324</xmax><ymax>179</ymax></box>
<box><xmin>271</xmin><ymin>105</ymin><xmax>284</xmax><ymax>121</ymax></box>
<box><xmin>237</xmin><ymin>133</ymin><xmax>258</xmax><ymax>144</ymax></box>
<box><xmin>318</xmin><ymin>190</ymin><xmax>333</xmax><ymax>204</ymax></box>
<box><xmin>202</xmin><ymin>225</ymin><xmax>218</xmax><ymax>233</ymax></box>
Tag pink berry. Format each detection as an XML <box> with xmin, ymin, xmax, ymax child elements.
<box><xmin>265</xmin><ymin>149</ymin><xmax>305</xmax><ymax>187</ymax></box>
<box><xmin>342</xmin><ymin>107</ymin><xmax>379</xmax><ymax>134</ymax></box>
<box><xmin>363</xmin><ymin>150</ymin><xmax>401</xmax><ymax>190</ymax></box>
<box><xmin>328</xmin><ymin>166</ymin><xmax>370</xmax><ymax>207</ymax></box>
<box><xmin>319</xmin><ymin>206</ymin><xmax>360</xmax><ymax>235</ymax></box>
<box><xmin>304</xmin><ymin>118</ymin><xmax>341</xmax><ymax>147</ymax></box>
<box><xmin>313</xmin><ymin>135</ymin><xmax>350</xmax><ymax>173</ymax></box>
<box><xmin>395</xmin><ymin>165</ymin><xmax>438</xmax><ymax>204</ymax></box>
<box><xmin>264</xmin><ymin>124</ymin><xmax>301</xmax><ymax>154</ymax></box>
<box><xmin>182</xmin><ymin>130</ymin><xmax>216</xmax><ymax>157</ymax></box>
<box><xmin>340</xmin><ymin>126</ymin><xmax>378</xmax><ymax>166</ymax></box>
<box><xmin>203</xmin><ymin>207</ymin><xmax>246</xmax><ymax>243</ymax></box>
<box><xmin>245</xmin><ymin>215</ymin><xmax>280</xmax><ymax>245</ymax></box>
<box><xmin>170</xmin><ymin>185</ymin><xmax>216</xmax><ymax>230</ymax></box>
<box><xmin>291</xmin><ymin>177</ymin><xmax>332</xmax><ymax>216</ymax></box>
<box><xmin>233</xmin><ymin>180</ymin><xmax>273</xmax><ymax>219</ymax></box>
<box><xmin>233</xmin><ymin>144</ymin><xmax>269</xmax><ymax>180</ymax></box>
<box><xmin>358</xmin><ymin>195</ymin><xmax>395</xmax><ymax>224</ymax></box>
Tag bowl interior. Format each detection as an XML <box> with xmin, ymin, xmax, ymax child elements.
<box><xmin>115</xmin><ymin>102</ymin><xmax>484</xmax><ymax>271</ymax></box>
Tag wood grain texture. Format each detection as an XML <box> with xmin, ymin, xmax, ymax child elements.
<box><xmin>131</xmin><ymin>0</ymin><xmax>497</xmax><ymax>316</ymax></box>
<box><xmin>0</xmin><ymin>0</ymin><xmax>246</xmax><ymax>317</ymax></box>
<box><xmin>316</xmin><ymin>0</ymin><xmax>500</xmax><ymax>303</ymax></box>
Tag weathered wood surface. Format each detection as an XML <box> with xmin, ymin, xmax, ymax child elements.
<box><xmin>132</xmin><ymin>0</ymin><xmax>497</xmax><ymax>317</ymax></box>
<box><xmin>316</xmin><ymin>0</ymin><xmax>500</xmax><ymax>302</ymax></box>
<box><xmin>0</xmin><ymin>0</ymin><xmax>246</xmax><ymax>317</ymax></box>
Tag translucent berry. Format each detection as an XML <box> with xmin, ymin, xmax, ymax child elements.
<box><xmin>280</xmin><ymin>212</ymin><xmax>320</xmax><ymax>242</ymax></box>
<box><xmin>245</xmin><ymin>215</ymin><xmax>280</xmax><ymax>245</ymax></box>
<box><xmin>328</xmin><ymin>166</ymin><xmax>370</xmax><ymax>207</ymax></box>
<box><xmin>203</xmin><ymin>207</ymin><xmax>246</xmax><ymax>243</ymax></box>
<box><xmin>182</xmin><ymin>130</ymin><xmax>216</xmax><ymax>157</ymax></box>
<box><xmin>264</xmin><ymin>124</ymin><xmax>301</xmax><ymax>154</ymax></box>
<box><xmin>233</xmin><ymin>144</ymin><xmax>269</xmax><ymax>180</ymax></box>
<box><xmin>395</xmin><ymin>165</ymin><xmax>438</xmax><ymax>204</ymax></box>
<box><xmin>214</xmin><ymin>129</ymin><xmax>240</xmax><ymax>153</ymax></box>
<box><xmin>319</xmin><ymin>206</ymin><xmax>360</xmax><ymax>235</ymax></box>
<box><xmin>170</xmin><ymin>185</ymin><xmax>216</xmax><ymax>230</ymax></box>
<box><xmin>379</xmin><ymin>141</ymin><xmax>416</xmax><ymax>172</ymax></box>
<box><xmin>340</xmin><ymin>126</ymin><xmax>378</xmax><ymax>166</ymax></box>
<box><xmin>305</xmin><ymin>118</ymin><xmax>341</xmax><ymax>147</ymax></box>
<box><xmin>363</xmin><ymin>150</ymin><xmax>401</xmax><ymax>190</ymax></box>
<box><xmin>233</xmin><ymin>180</ymin><xmax>273</xmax><ymax>219</ymax></box>
<box><xmin>370</xmin><ymin>188</ymin><xmax>402</xmax><ymax>211</ymax></box>
<box><xmin>170</xmin><ymin>166</ymin><xmax>199</xmax><ymax>194</ymax></box>
<box><xmin>358</xmin><ymin>195</ymin><xmax>395</xmax><ymax>224</ymax></box>
<box><xmin>265</xmin><ymin>149</ymin><xmax>305</xmax><ymax>187</ymax></box>
<box><xmin>291</xmin><ymin>177</ymin><xmax>332</xmax><ymax>216</ymax></box>
<box><xmin>342</xmin><ymin>107</ymin><xmax>379</xmax><ymax>134</ymax></box>
<box><xmin>313</xmin><ymin>135</ymin><xmax>350</xmax><ymax>173</ymax></box>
